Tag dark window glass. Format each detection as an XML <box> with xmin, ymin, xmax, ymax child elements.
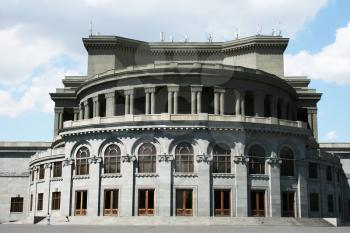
<box><xmin>138</xmin><ymin>143</ymin><xmax>156</xmax><ymax>173</ymax></box>
<box><xmin>175</xmin><ymin>143</ymin><xmax>194</xmax><ymax>173</ymax></box>
<box><xmin>280</xmin><ymin>147</ymin><xmax>294</xmax><ymax>176</ymax></box>
<box><xmin>327</xmin><ymin>194</ymin><xmax>334</xmax><ymax>213</ymax></box>
<box><xmin>104</xmin><ymin>145</ymin><xmax>121</xmax><ymax>174</ymax></box>
<box><xmin>214</xmin><ymin>190</ymin><xmax>231</xmax><ymax>216</ymax></box>
<box><xmin>138</xmin><ymin>189</ymin><xmax>155</xmax><ymax>216</ymax></box>
<box><xmin>30</xmin><ymin>194</ymin><xmax>33</xmax><ymax>211</ymax></box>
<box><xmin>52</xmin><ymin>192</ymin><xmax>61</xmax><ymax>210</ymax></box>
<box><xmin>248</xmin><ymin>145</ymin><xmax>265</xmax><ymax>174</ymax></box>
<box><xmin>37</xmin><ymin>193</ymin><xmax>43</xmax><ymax>211</ymax></box>
<box><xmin>75</xmin><ymin>190</ymin><xmax>87</xmax><ymax>216</ymax></box>
<box><xmin>310</xmin><ymin>193</ymin><xmax>319</xmax><ymax>212</ymax></box>
<box><xmin>309</xmin><ymin>162</ymin><xmax>318</xmax><ymax>179</ymax></box>
<box><xmin>10</xmin><ymin>197</ymin><xmax>23</xmax><ymax>212</ymax></box>
<box><xmin>76</xmin><ymin>147</ymin><xmax>90</xmax><ymax>175</ymax></box>
<box><xmin>104</xmin><ymin>189</ymin><xmax>118</xmax><ymax>216</ymax></box>
<box><xmin>176</xmin><ymin>189</ymin><xmax>193</xmax><ymax>216</ymax></box>
<box><xmin>326</xmin><ymin>166</ymin><xmax>332</xmax><ymax>181</ymax></box>
<box><xmin>53</xmin><ymin>162</ymin><xmax>62</xmax><ymax>177</ymax></box>
<box><xmin>213</xmin><ymin>144</ymin><xmax>231</xmax><ymax>173</ymax></box>
<box><xmin>39</xmin><ymin>165</ymin><xmax>45</xmax><ymax>180</ymax></box>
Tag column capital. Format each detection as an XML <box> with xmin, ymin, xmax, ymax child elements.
<box><xmin>158</xmin><ymin>154</ymin><xmax>174</xmax><ymax>162</ymax></box>
<box><xmin>144</xmin><ymin>86</ymin><xmax>156</xmax><ymax>93</ymax></box>
<box><xmin>105</xmin><ymin>91</ymin><xmax>115</xmax><ymax>98</ymax></box>
<box><xmin>122</xmin><ymin>154</ymin><xmax>136</xmax><ymax>163</ymax></box>
<box><xmin>190</xmin><ymin>85</ymin><xmax>203</xmax><ymax>92</ymax></box>
<box><xmin>88</xmin><ymin>156</ymin><xmax>102</xmax><ymax>164</ymax></box>
<box><xmin>44</xmin><ymin>163</ymin><xmax>52</xmax><ymax>169</ymax></box>
<box><xmin>124</xmin><ymin>89</ymin><xmax>134</xmax><ymax>95</ymax></box>
<box><xmin>92</xmin><ymin>96</ymin><xmax>99</xmax><ymax>102</ymax></box>
<box><xmin>234</xmin><ymin>155</ymin><xmax>249</xmax><ymax>165</ymax></box>
<box><xmin>214</xmin><ymin>87</ymin><xmax>225</xmax><ymax>93</ymax></box>
<box><xmin>83</xmin><ymin>100</ymin><xmax>89</xmax><ymax>107</ymax></box>
<box><xmin>73</xmin><ymin>107</ymin><xmax>80</xmax><ymax>113</ymax></box>
<box><xmin>62</xmin><ymin>158</ymin><xmax>74</xmax><ymax>167</ymax></box>
<box><xmin>196</xmin><ymin>154</ymin><xmax>212</xmax><ymax>163</ymax></box>
<box><xmin>54</xmin><ymin>107</ymin><xmax>64</xmax><ymax>112</ymax></box>
<box><xmin>167</xmin><ymin>85</ymin><xmax>179</xmax><ymax>92</ymax></box>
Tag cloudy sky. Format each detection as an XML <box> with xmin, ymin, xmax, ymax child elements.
<box><xmin>0</xmin><ymin>0</ymin><xmax>349</xmax><ymax>142</ymax></box>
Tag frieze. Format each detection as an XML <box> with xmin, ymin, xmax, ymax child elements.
<box><xmin>135</xmin><ymin>173</ymin><xmax>159</xmax><ymax>178</ymax></box>
<box><xmin>101</xmin><ymin>173</ymin><xmax>122</xmax><ymax>178</ymax></box>
<box><xmin>122</xmin><ymin>154</ymin><xmax>136</xmax><ymax>163</ymax></box>
<box><xmin>212</xmin><ymin>173</ymin><xmax>235</xmax><ymax>179</ymax></box>
<box><xmin>233</xmin><ymin>156</ymin><xmax>249</xmax><ymax>165</ymax></box>
<box><xmin>249</xmin><ymin>174</ymin><xmax>269</xmax><ymax>180</ymax></box>
<box><xmin>158</xmin><ymin>154</ymin><xmax>174</xmax><ymax>163</ymax></box>
<box><xmin>88</xmin><ymin>156</ymin><xmax>102</xmax><ymax>164</ymax></box>
<box><xmin>0</xmin><ymin>171</ymin><xmax>29</xmax><ymax>177</ymax></box>
<box><xmin>173</xmin><ymin>173</ymin><xmax>198</xmax><ymax>178</ymax></box>
<box><xmin>72</xmin><ymin>175</ymin><xmax>90</xmax><ymax>180</ymax></box>
<box><xmin>196</xmin><ymin>154</ymin><xmax>212</xmax><ymax>163</ymax></box>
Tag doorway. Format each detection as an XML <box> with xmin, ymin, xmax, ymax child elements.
<box><xmin>250</xmin><ymin>190</ymin><xmax>265</xmax><ymax>217</ymax></box>
<box><xmin>75</xmin><ymin>190</ymin><xmax>87</xmax><ymax>216</ymax></box>
<box><xmin>214</xmin><ymin>189</ymin><xmax>231</xmax><ymax>216</ymax></box>
<box><xmin>176</xmin><ymin>189</ymin><xmax>193</xmax><ymax>216</ymax></box>
<box><xmin>282</xmin><ymin>191</ymin><xmax>295</xmax><ymax>217</ymax></box>
<box><xmin>138</xmin><ymin>189</ymin><xmax>155</xmax><ymax>216</ymax></box>
<box><xmin>104</xmin><ymin>189</ymin><xmax>118</xmax><ymax>216</ymax></box>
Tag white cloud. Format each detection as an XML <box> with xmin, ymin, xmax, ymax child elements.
<box><xmin>285</xmin><ymin>21</ymin><xmax>350</xmax><ymax>84</ymax></box>
<box><xmin>324</xmin><ymin>131</ymin><xmax>337</xmax><ymax>141</ymax></box>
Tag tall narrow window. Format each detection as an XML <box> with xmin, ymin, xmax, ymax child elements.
<box><xmin>309</xmin><ymin>193</ymin><xmax>319</xmax><ymax>212</ymax></box>
<box><xmin>309</xmin><ymin>162</ymin><xmax>318</xmax><ymax>179</ymax></box>
<box><xmin>104</xmin><ymin>144</ymin><xmax>121</xmax><ymax>173</ymax></box>
<box><xmin>248</xmin><ymin>145</ymin><xmax>266</xmax><ymax>174</ymax></box>
<box><xmin>250</xmin><ymin>190</ymin><xmax>265</xmax><ymax>217</ymax></box>
<box><xmin>326</xmin><ymin>166</ymin><xmax>332</xmax><ymax>181</ymax></box>
<box><xmin>37</xmin><ymin>193</ymin><xmax>43</xmax><ymax>211</ymax></box>
<box><xmin>39</xmin><ymin>164</ymin><xmax>45</xmax><ymax>179</ymax></box>
<box><xmin>53</xmin><ymin>162</ymin><xmax>62</xmax><ymax>177</ymax></box>
<box><xmin>10</xmin><ymin>197</ymin><xmax>23</xmax><ymax>212</ymax></box>
<box><xmin>176</xmin><ymin>189</ymin><xmax>193</xmax><ymax>216</ymax></box>
<box><xmin>138</xmin><ymin>189</ymin><xmax>155</xmax><ymax>216</ymax></box>
<box><xmin>31</xmin><ymin>170</ymin><xmax>35</xmax><ymax>181</ymax></box>
<box><xmin>104</xmin><ymin>189</ymin><xmax>118</xmax><ymax>216</ymax></box>
<box><xmin>52</xmin><ymin>192</ymin><xmax>61</xmax><ymax>210</ymax></box>
<box><xmin>138</xmin><ymin>143</ymin><xmax>156</xmax><ymax>173</ymax></box>
<box><xmin>327</xmin><ymin>194</ymin><xmax>334</xmax><ymax>213</ymax></box>
<box><xmin>280</xmin><ymin>147</ymin><xmax>294</xmax><ymax>176</ymax></box>
<box><xmin>175</xmin><ymin>142</ymin><xmax>194</xmax><ymax>173</ymax></box>
<box><xmin>30</xmin><ymin>194</ymin><xmax>33</xmax><ymax>211</ymax></box>
<box><xmin>214</xmin><ymin>190</ymin><xmax>231</xmax><ymax>216</ymax></box>
<box><xmin>213</xmin><ymin>144</ymin><xmax>231</xmax><ymax>173</ymax></box>
<box><xmin>76</xmin><ymin>146</ymin><xmax>90</xmax><ymax>175</ymax></box>
<box><xmin>282</xmin><ymin>191</ymin><xmax>295</xmax><ymax>217</ymax></box>
<box><xmin>75</xmin><ymin>190</ymin><xmax>87</xmax><ymax>216</ymax></box>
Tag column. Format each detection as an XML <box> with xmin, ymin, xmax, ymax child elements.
<box><xmin>234</xmin><ymin>90</ymin><xmax>241</xmax><ymax>115</ymax></box>
<box><xmin>83</xmin><ymin>100</ymin><xmax>89</xmax><ymax>119</ymax></box>
<box><xmin>120</xmin><ymin>155</ymin><xmax>136</xmax><ymax>216</ymax></box>
<box><xmin>105</xmin><ymin>92</ymin><xmax>116</xmax><ymax>117</ymax></box>
<box><xmin>92</xmin><ymin>96</ymin><xmax>100</xmax><ymax>118</ymax></box>
<box><xmin>297</xmin><ymin>161</ymin><xmax>309</xmax><ymax>217</ymax></box>
<box><xmin>79</xmin><ymin>104</ymin><xmax>84</xmax><ymax>120</ymax></box>
<box><xmin>61</xmin><ymin>159</ymin><xmax>74</xmax><ymax>217</ymax></box>
<box><xmin>220</xmin><ymin>92</ymin><xmax>224</xmax><ymax>115</ymax></box>
<box><xmin>268</xmin><ymin>153</ymin><xmax>281</xmax><ymax>217</ymax></box>
<box><xmin>168</xmin><ymin>90</ymin><xmax>173</xmax><ymax>114</ymax></box>
<box><xmin>214</xmin><ymin>92</ymin><xmax>219</xmax><ymax>115</ymax></box>
<box><xmin>173</xmin><ymin>90</ymin><xmax>178</xmax><ymax>114</ymax></box>
<box><xmin>125</xmin><ymin>93</ymin><xmax>129</xmax><ymax>115</ymax></box>
<box><xmin>197</xmin><ymin>91</ymin><xmax>201</xmax><ymax>114</ymax></box>
<box><xmin>54</xmin><ymin>107</ymin><xmax>64</xmax><ymax>136</ymax></box>
<box><xmin>307</xmin><ymin>107</ymin><xmax>318</xmax><ymax>140</ymax></box>
<box><xmin>88</xmin><ymin>156</ymin><xmax>102</xmax><ymax>216</ymax></box>
<box><xmin>191</xmin><ymin>90</ymin><xmax>196</xmax><ymax>114</ymax></box>
<box><xmin>130</xmin><ymin>91</ymin><xmax>134</xmax><ymax>115</ymax></box>
<box><xmin>150</xmin><ymin>91</ymin><xmax>155</xmax><ymax>114</ymax></box>
<box><xmin>254</xmin><ymin>91</ymin><xmax>265</xmax><ymax>117</ymax></box>
<box><xmin>281</xmin><ymin>99</ymin><xmax>287</xmax><ymax>119</ymax></box>
<box><xmin>240</xmin><ymin>91</ymin><xmax>246</xmax><ymax>116</ymax></box>
<box><xmin>234</xmin><ymin>145</ymin><xmax>248</xmax><ymax>216</ymax></box>
<box><xmin>145</xmin><ymin>92</ymin><xmax>150</xmax><ymax>114</ymax></box>
<box><xmin>73</xmin><ymin>107</ymin><xmax>80</xmax><ymax>121</ymax></box>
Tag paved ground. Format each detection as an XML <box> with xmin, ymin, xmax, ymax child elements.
<box><xmin>0</xmin><ymin>225</ymin><xmax>350</xmax><ymax>233</ymax></box>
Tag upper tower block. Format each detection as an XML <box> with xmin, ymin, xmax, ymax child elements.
<box><xmin>83</xmin><ymin>35</ymin><xmax>289</xmax><ymax>78</ymax></box>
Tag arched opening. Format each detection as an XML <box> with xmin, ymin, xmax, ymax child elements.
<box><xmin>244</xmin><ymin>91</ymin><xmax>255</xmax><ymax>116</ymax></box>
<box><xmin>75</xmin><ymin>146</ymin><xmax>90</xmax><ymax>175</ymax></box>
<box><xmin>99</xmin><ymin>94</ymin><xmax>106</xmax><ymax>117</ymax></box>
<box><xmin>138</xmin><ymin>143</ymin><xmax>156</xmax><ymax>173</ymax></box>
<box><xmin>175</xmin><ymin>142</ymin><xmax>194</xmax><ymax>173</ymax></box>
<box><xmin>212</xmin><ymin>143</ymin><xmax>231</xmax><ymax>173</ymax></box>
<box><xmin>277</xmin><ymin>98</ymin><xmax>283</xmax><ymax>119</ymax></box>
<box><xmin>264</xmin><ymin>95</ymin><xmax>271</xmax><ymax>117</ymax></box>
<box><xmin>104</xmin><ymin>144</ymin><xmax>121</xmax><ymax>174</ymax></box>
<box><xmin>134</xmin><ymin>88</ymin><xmax>145</xmax><ymax>115</ymax></box>
<box><xmin>202</xmin><ymin>86</ymin><xmax>214</xmax><ymax>114</ymax></box>
<box><xmin>280</xmin><ymin>147</ymin><xmax>294</xmax><ymax>176</ymax></box>
<box><xmin>248</xmin><ymin>145</ymin><xmax>266</xmax><ymax>174</ymax></box>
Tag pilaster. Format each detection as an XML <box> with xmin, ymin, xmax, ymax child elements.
<box><xmin>158</xmin><ymin>154</ymin><xmax>173</xmax><ymax>216</ymax></box>
<box><xmin>120</xmin><ymin>154</ymin><xmax>136</xmax><ymax>216</ymax></box>
<box><xmin>61</xmin><ymin>158</ymin><xmax>74</xmax><ymax>216</ymax></box>
<box><xmin>88</xmin><ymin>156</ymin><xmax>102</xmax><ymax>216</ymax></box>
<box><xmin>234</xmin><ymin>154</ymin><xmax>249</xmax><ymax>216</ymax></box>
<box><xmin>267</xmin><ymin>153</ymin><xmax>282</xmax><ymax>217</ymax></box>
<box><xmin>196</xmin><ymin>154</ymin><xmax>211</xmax><ymax>216</ymax></box>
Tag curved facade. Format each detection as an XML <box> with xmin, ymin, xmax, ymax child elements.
<box><xmin>23</xmin><ymin>35</ymin><xmax>348</xmax><ymax>222</ymax></box>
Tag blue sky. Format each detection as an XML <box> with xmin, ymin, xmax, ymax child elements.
<box><xmin>0</xmin><ymin>0</ymin><xmax>349</xmax><ymax>142</ymax></box>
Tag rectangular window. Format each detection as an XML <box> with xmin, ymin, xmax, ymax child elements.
<box><xmin>30</xmin><ymin>194</ymin><xmax>33</xmax><ymax>211</ymax></box>
<box><xmin>37</xmin><ymin>193</ymin><xmax>43</xmax><ymax>211</ymax></box>
<box><xmin>75</xmin><ymin>190</ymin><xmax>87</xmax><ymax>216</ymax></box>
<box><xmin>52</xmin><ymin>192</ymin><xmax>61</xmax><ymax>210</ymax></box>
<box><xmin>213</xmin><ymin>155</ymin><xmax>231</xmax><ymax>173</ymax></box>
<box><xmin>282</xmin><ymin>191</ymin><xmax>295</xmax><ymax>217</ymax></box>
<box><xmin>176</xmin><ymin>189</ymin><xmax>193</xmax><ymax>216</ymax></box>
<box><xmin>104</xmin><ymin>189</ymin><xmax>118</xmax><ymax>216</ymax></box>
<box><xmin>326</xmin><ymin>166</ymin><xmax>332</xmax><ymax>181</ymax></box>
<box><xmin>327</xmin><ymin>194</ymin><xmax>334</xmax><ymax>213</ymax></box>
<box><xmin>214</xmin><ymin>190</ymin><xmax>231</xmax><ymax>216</ymax></box>
<box><xmin>309</xmin><ymin>193</ymin><xmax>319</xmax><ymax>212</ymax></box>
<box><xmin>138</xmin><ymin>189</ymin><xmax>155</xmax><ymax>216</ymax></box>
<box><xmin>39</xmin><ymin>164</ymin><xmax>45</xmax><ymax>180</ymax></box>
<box><xmin>10</xmin><ymin>197</ymin><xmax>24</xmax><ymax>212</ymax></box>
<box><xmin>53</xmin><ymin>162</ymin><xmax>62</xmax><ymax>178</ymax></box>
<box><xmin>308</xmin><ymin>162</ymin><xmax>318</xmax><ymax>179</ymax></box>
<box><xmin>31</xmin><ymin>170</ymin><xmax>35</xmax><ymax>181</ymax></box>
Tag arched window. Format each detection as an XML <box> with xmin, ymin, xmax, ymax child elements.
<box><xmin>213</xmin><ymin>144</ymin><xmax>231</xmax><ymax>173</ymax></box>
<box><xmin>104</xmin><ymin>144</ymin><xmax>121</xmax><ymax>174</ymax></box>
<box><xmin>248</xmin><ymin>145</ymin><xmax>265</xmax><ymax>174</ymax></box>
<box><xmin>280</xmin><ymin>147</ymin><xmax>294</xmax><ymax>176</ymax></box>
<box><xmin>175</xmin><ymin>142</ymin><xmax>194</xmax><ymax>173</ymax></box>
<box><xmin>138</xmin><ymin>143</ymin><xmax>156</xmax><ymax>173</ymax></box>
<box><xmin>76</xmin><ymin>146</ymin><xmax>90</xmax><ymax>175</ymax></box>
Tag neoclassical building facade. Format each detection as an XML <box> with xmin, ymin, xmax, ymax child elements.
<box><xmin>1</xmin><ymin>35</ymin><xmax>350</xmax><ymax>224</ymax></box>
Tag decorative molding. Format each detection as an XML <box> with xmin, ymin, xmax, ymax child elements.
<box><xmin>36</xmin><ymin>180</ymin><xmax>45</xmax><ymax>184</ymax></box>
<box><xmin>135</xmin><ymin>173</ymin><xmax>159</xmax><ymax>178</ymax></box>
<box><xmin>196</xmin><ymin>154</ymin><xmax>212</xmax><ymax>163</ymax></box>
<box><xmin>173</xmin><ymin>173</ymin><xmax>198</xmax><ymax>178</ymax></box>
<box><xmin>158</xmin><ymin>154</ymin><xmax>174</xmax><ymax>163</ymax></box>
<box><xmin>267</xmin><ymin>157</ymin><xmax>282</xmax><ymax>166</ymax></box>
<box><xmin>234</xmin><ymin>156</ymin><xmax>249</xmax><ymax>165</ymax></box>
<box><xmin>44</xmin><ymin>163</ymin><xmax>52</xmax><ymax>169</ymax></box>
<box><xmin>50</xmin><ymin>177</ymin><xmax>63</xmax><ymax>182</ymax></box>
<box><xmin>249</xmin><ymin>174</ymin><xmax>269</xmax><ymax>180</ymax></box>
<box><xmin>101</xmin><ymin>173</ymin><xmax>122</xmax><ymax>178</ymax></box>
<box><xmin>0</xmin><ymin>171</ymin><xmax>29</xmax><ymax>177</ymax></box>
<box><xmin>212</xmin><ymin>173</ymin><xmax>235</xmax><ymax>179</ymax></box>
<box><xmin>122</xmin><ymin>154</ymin><xmax>136</xmax><ymax>163</ymax></box>
<box><xmin>62</xmin><ymin>158</ymin><xmax>74</xmax><ymax>167</ymax></box>
<box><xmin>88</xmin><ymin>156</ymin><xmax>102</xmax><ymax>164</ymax></box>
<box><xmin>72</xmin><ymin>175</ymin><xmax>90</xmax><ymax>180</ymax></box>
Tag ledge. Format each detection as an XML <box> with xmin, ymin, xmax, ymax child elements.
<box><xmin>135</xmin><ymin>173</ymin><xmax>159</xmax><ymax>178</ymax></box>
<box><xmin>173</xmin><ymin>173</ymin><xmax>198</xmax><ymax>178</ymax></box>
<box><xmin>101</xmin><ymin>173</ymin><xmax>122</xmax><ymax>178</ymax></box>
<box><xmin>249</xmin><ymin>174</ymin><xmax>269</xmax><ymax>180</ymax></box>
<box><xmin>212</xmin><ymin>173</ymin><xmax>235</xmax><ymax>178</ymax></box>
<box><xmin>72</xmin><ymin>175</ymin><xmax>90</xmax><ymax>180</ymax></box>
<box><xmin>50</xmin><ymin>177</ymin><xmax>63</xmax><ymax>182</ymax></box>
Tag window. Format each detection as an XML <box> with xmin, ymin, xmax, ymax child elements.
<box><xmin>52</xmin><ymin>192</ymin><xmax>61</xmax><ymax>210</ymax></box>
<box><xmin>138</xmin><ymin>189</ymin><xmax>155</xmax><ymax>216</ymax></box>
<box><xmin>138</xmin><ymin>143</ymin><xmax>156</xmax><ymax>173</ymax></box>
<box><xmin>327</xmin><ymin>194</ymin><xmax>334</xmax><ymax>213</ymax></box>
<box><xmin>248</xmin><ymin>145</ymin><xmax>265</xmax><ymax>174</ymax></box>
<box><xmin>30</xmin><ymin>194</ymin><xmax>33</xmax><ymax>211</ymax></box>
<box><xmin>308</xmin><ymin>162</ymin><xmax>318</xmax><ymax>179</ymax></box>
<box><xmin>31</xmin><ymin>170</ymin><xmax>35</xmax><ymax>181</ymax></box>
<box><xmin>214</xmin><ymin>190</ymin><xmax>231</xmax><ymax>216</ymax></box>
<box><xmin>104</xmin><ymin>144</ymin><xmax>121</xmax><ymax>174</ymax></box>
<box><xmin>10</xmin><ymin>197</ymin><xmax>23</xmax><ymax>212</ymax></box>
<box><xmin>309</xmin><ymin>193</ymin><xmax>319</xmax><ymax>212</ymax></box>
<box><xmin>39</xmin><ymin>164</ymin><xmax>45</xmax><ymax>179</ymax></box>
<box><xmin>326</xmin><ymin>166</ymin><xmax>332</xmax><ymax>181</ymax></box>
<box><xmin>104</xmin><ymin>189</ymin><xmax>118</xmax><ymax>216</ymax></box>
<box><xmin>75</xmin><ymin>191</ymin><xmax>87</xmax><ymax>216</ymax></box>
<box><xmin>213</xmin><ymin>144</ymin><xmax>231</xmax><ymax>173</ymax></box>
<box><xmin>176</xmin><ymin>189</ymin><xmax>193</xmax><ymax>216</ymax></box>
<box><xmin>282</xmin><ymin>191</ymin><xmax>295</xmax><ymax>217</ymax></box>
<box><xmin>280</xmin><ymin>147</ymin><xmax>294</xmax><ymax>176</ymax></box>
<box><xmin>53</xmin><ymin>162</ymin><xmax>62</xmax><ymax>177</ymax></box>
<box><xmin>37</xmin><ymin>193</ymin><xmax>43</xmax><ymax>211</ymax></box>
<box><xmin>76</xmin><ymin>146</ymin><xmax>90</xmax><ymax>175</ymax></box>
<box><xmin>175</xmin><ymin>142</ymin><xmax>194</xmax><ymax>173</ymax></box>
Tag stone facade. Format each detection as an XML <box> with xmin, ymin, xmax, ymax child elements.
<box><xmin>0</xmin><ymin>34</ymin><xmax>350</xmax><ymax>224</ymax></box>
